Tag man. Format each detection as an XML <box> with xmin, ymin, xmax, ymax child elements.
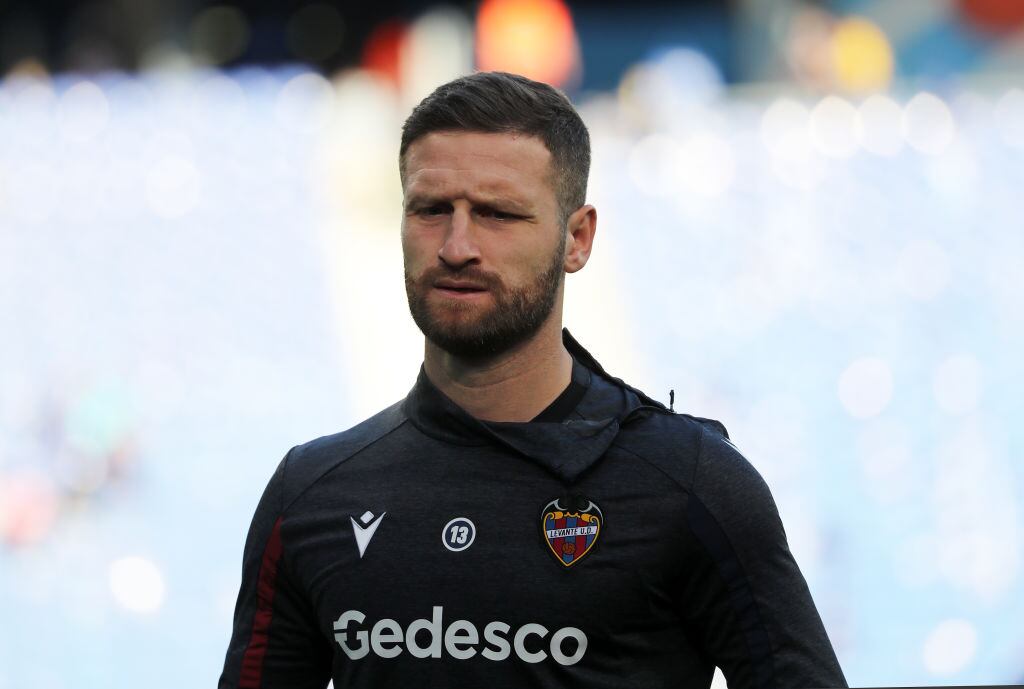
<box><xmin>219</xmin><ymin>71</ymin><xmax>847</xmax><ymax>689</ymax></box>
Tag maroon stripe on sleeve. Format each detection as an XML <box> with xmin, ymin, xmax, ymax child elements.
<box><xmin>239</xmin><ymin>516</ymin><xmax>285</xmax><ymax>688</ymax></box>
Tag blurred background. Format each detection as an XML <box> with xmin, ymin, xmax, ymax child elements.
<box><xmin>2</xmin><ymin>0</ymin><xmax>1023</xmax><ymax>686</ymax></box>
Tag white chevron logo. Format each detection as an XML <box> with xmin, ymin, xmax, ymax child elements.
<box><xmin>351</xmin><ymin>510</ymin><xmax>386</xmax><ymax>558</ymax></box>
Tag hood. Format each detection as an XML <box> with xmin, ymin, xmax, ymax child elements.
<box><xmin>402</xmin><ymin>329</ymin><xmax>669</xmax><ymax>483</ymax></box>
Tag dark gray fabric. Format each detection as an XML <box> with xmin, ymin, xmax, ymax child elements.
<box><xmin>219</xmin><ymin>329</ymin><xmax>847</xmax><ymax>689</ymax></box>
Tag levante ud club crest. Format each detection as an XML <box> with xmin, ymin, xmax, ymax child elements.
<box><xmin>541</xmin><ymin>497</ymin><xmax>603</xmax><ymax>567</ymax></box>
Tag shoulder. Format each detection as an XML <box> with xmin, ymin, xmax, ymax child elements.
<box><xmin>615</xmin><ymin>405</ymin><xmax>778</xmax><ymax>521</ymax></box>
<box><xmin>612</xmin><ymin>408</ymin><xmax>731</xmax><ymax>493</ymax></box>
<box><xmin>691</xmin><ymin>423</ymin><xmax>772</xmax><ymax>503</ymax></box>
<box><xmin>277</xmin><ymin>399</ymin><xmax>408</xmax><ymax>510</ymax></box>
<box><xmin>624</xmin><ymin>410</ymin><xmax>789</xmax><ymax>559</ymax></box>
<box><xmin>688</xmin><ymin>421</ymin><xmax>786</xmax><ymax>545</ymax></box>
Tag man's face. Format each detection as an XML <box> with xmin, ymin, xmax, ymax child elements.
<box><xmin>401</xmin><ymin>131</ymin><xmax>566</xmax><ymax>359</ymax></box>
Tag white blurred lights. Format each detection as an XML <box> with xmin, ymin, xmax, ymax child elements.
<box><xmin>108</xmin><ymin>556</ymin><xmax>166</xmax><ymax>614</ymax></box>
<box><xmin>809</xmin><ymin>95</ymin><xmax>860</xmax><ymax>158</ymax></box>
<box><xmin>648</xmin><ymin>47</ymin><xmax>724</xmax><ymax>110</ymax></box>
<box><xmin>759</xmin><ymin>98</ymin><xmax>826</xmax><ymax>190</ymax></box>
<box><xmin>857</xmin><ymin>419</ymin><xmax>914</xmax><ymax>504</ymax></box>
<box><xmin>994</xmin><ymin>88</ymin><xmax>1024</xmax><ymax>148</ymax></box>
<box><xmin>619</xmin><ymin>47</ymin><xmax>724</xmax><ymax>130</ymax></box>
<box><xmin>760</xmin><ymin>97</ymin><xmax>811</xmax><ymax>157</ymax></box>
<box><xmin>759</xmin><ymin>91</ymin><xmax>963</xmax><ymax>163</ymax></box>
<box><xmin>399</xmin><ymin>7</ymin><xmax>474</xmax><ymax>111</ymax></box>
<box><xmin>741</xmin><ymin>393</ymin><xmax>809</xmax><ymax>486</ymax></box>
<box><xmin>903</xmin><ymin>92</ymin><xmax>955</xmax><ymax>155</ymax></box>
<box><xmin>145</xmin><ymin>155</ymin><xmax>201</xmax><ymax>218</ymax></box>
<box><xmin>931</xmin><ymin>354</ymin><xmax>982</xmax><ymax>415</ymax></box>
<box><xmin>926</xmin><ymin>142</ymin><xmax>979</xmax><ymax>204</ymax></box>
<box><xmin>628</xmin><ymin>133</ymin><xmax>679</xmax><ymax>197</ymax></box>
<box><xmin>5</xmin><ymin>161</ymin><xmax>56</xmax><ymax>224</ymax></box>
<box><xmin>10</xmin><ymin>77</ymin><xmax>56</xmax><ymax>123</ymax></box>
<box><xmin>932</xmin><ymin>422</ymin><xmax>1019</xmax><ymax>602</ymax></box>
<box><xmin>275</xmin><ymin>72</ymin><xmax>335</xmax><ymax>131</ymax></box>
<box><xmin>56</xmin><ymin>81</ymin><xmax>110</xmax><ymax>143</ymax></box>
<box><xmin>858</xmin><ymin>94</ymin><xmax>903</xmax><ymax>156</ymax></box>
<box><xmin>628</xmin><ymin>131</ymin><xmax>736</xmax><ymax>199</ymax></box>
<box><xmin>922</xmin><ymin>619</ymin><xmax>977</xmax><ymax>676</ymax></box>
<box><xmin>838</xmin><ymin>357</ymin><xmax>893</xmax><ymax>419</ymax></box>
<box><xmin>190</xmin><ymin>74</ymin><xmax>249</xmax><ymax>126</ymax></box>
<box><xmin>895</xmin><ymin>239</ymin><xmax>951</xmax><ymax>301</ymax></box>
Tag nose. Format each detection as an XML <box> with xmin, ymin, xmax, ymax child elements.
<box><xmin>437</xmin><ymin>203</ymin><xmax>480</xmax><ymax>269</ymax></box>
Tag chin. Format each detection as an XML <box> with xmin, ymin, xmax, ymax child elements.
<box><xmin>429</xmin><ymin>300</ymin><xmax>492</xmax><ymax>321</ymax></box>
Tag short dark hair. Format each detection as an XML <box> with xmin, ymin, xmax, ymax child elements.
<box><xmin>400</xmin><ymin>71</ymin><xmax>590</xmax><ymax>223</ymax></box>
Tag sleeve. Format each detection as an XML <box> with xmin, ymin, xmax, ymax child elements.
<box><xmin>678</xmin><ymin>426</ymin><xmax>848</xmax><ymax>689</ymax></box>
<box><xmin>218</xmin><ymin>449</ymin><xmax>333</xmax><ymax>689</ymax></box>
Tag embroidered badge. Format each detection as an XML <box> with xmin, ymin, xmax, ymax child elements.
<box><xmin>541</xmin><ymin>497</ymin><xmax>603</xmax><ymax>567</ymax></box>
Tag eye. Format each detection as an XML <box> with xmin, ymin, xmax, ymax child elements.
<box><xmin>479</xmin><ymin>207</ymin><xmax>520</xmax><ymax>221</ymax></box>
<box><xmin>416</xmin><ymin>204</ymin><xmax>449</xmax><ymax>217</ymax></box>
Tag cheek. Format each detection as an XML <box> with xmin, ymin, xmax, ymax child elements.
<box><xmin>514</xmin><ymin>235</ymin><xmax>563</xmax><ymax>274</ymax></box>
<box><xmin>401</xmin><ymin>227</ymin><xmax>433</xmax><ymax>272</ymax></box>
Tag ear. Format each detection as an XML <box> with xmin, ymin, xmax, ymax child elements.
<box><xmin>563</xmin><ymin>204</ymin><xmax>597</xmax><ymax>274</ymax></box>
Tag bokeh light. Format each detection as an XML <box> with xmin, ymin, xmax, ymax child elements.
<box><xmin>189</xmin><ymin>5</ymin><xmax>250</xmax><ymax>66</ymax></box>
<box><xmin>895</xmin><ymin>239</ymin><xmax>951</xmax><ymax>301</ymax></box>
<box><xmin>56</xmin><ymin>81</ymin><xmax>110</xmax><ymax>143</ymax></box>
<box><xmin>903</xmin><ymin>92</ymin><xmax>955</xmax><ymax>155</ymax></box>
<box><xmin>476</xmin><ymin>0</ymin><xmax>579</xmax><ymax>87</ymax></box>
<box><xmin>922</xmin><ymin>619</ymin><xmax>978</xmax><ymax>676</ymax></box>
<box><xmin>857</xmin><ymin>419</ymin><xmax>914</xmax><ymax>504</ymax></box>
<box><xmin>145</xmin><ymin>154</ymin><xmax>200</xmax><ymax>218</ymax></box>
<box><xmin>275</xmin><ymin>71</ymin><xmax>334</xmax><ymax>131</ymax></box>
<box><xmin>0</xmin><ymin>471</ymin><xmax>60</xmax><ymax>545</ymax></box>
<box><xmin>932</xmin><ymin>354</ymin><xmax>982</xmax><ymax>416</ymax></box>
<box><xmin>673</xmin><ymin>132</ymin><xmax>735</xmax><ymax>197</ymax></box>
<box><xmin>809</xmin><ymin>95</ymin><xmax>861</xmax><ymax>158</ymax></box>
<box><xmin>361</xmin><ymin>20</ymin><xmax>407</xmax><ymax>87</ymax></box>
<box><xmin>286</xmin><ymin>4</ymin><xmax>345</xmax><ymax>63</ymax></box>
<box><xmin>838</xmin><ymin>357</ymin><xmax>894</xmax><ymax>419</ymax></box>
<box><xmin>830</xmin><ymin>17</ymin><xmax>894</xmax><ymax>93</ymax></box>
<box><xmin>993</xmin><ymin>88</ymin><xmax>1024</xmax><ymax>148</ymax></box>
<box><xmin>108</xmin><ymin>556</ymin><xmax>166</xmax><ymax>614</ymax></box>
<box><xmin>857</xmin><ymin>94</ymin><xmax>903</xmax><ymax>156</ymax></box>
<box><xmin>400</xmin><ymin>7</ymin><xmax>474</xmax><ymax>110</ymax></box>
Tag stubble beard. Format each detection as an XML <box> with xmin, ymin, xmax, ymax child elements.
<box><xmin>404</xmin><ymin>233</ymin><xmax>567</xmax><ymax>360</ymax></box>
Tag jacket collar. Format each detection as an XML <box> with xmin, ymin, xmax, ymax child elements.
<box><xmin>402</xmin><ymin>329</ymin><xmax>661</xmax><ymax>483</ymax></box>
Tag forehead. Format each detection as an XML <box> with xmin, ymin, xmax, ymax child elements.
<box><xmin>402</xmin><ymin>131</ymin><xmax>554</xmax><ymax>200</ymax></box>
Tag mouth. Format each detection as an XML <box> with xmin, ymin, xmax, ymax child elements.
<box><xmin>434</xmin><ymin>278</ymin><xmax>489</xmax><ymax>290</ymax></box>
<box><xmin>433</xmin><ymin>280</ymin><xmax>489</xmax><ymax>297</ymax></box>
<box><xmin>434</xmin><ymin>286</ymin><xmax>489</xmax><ymax>299</ymax></box>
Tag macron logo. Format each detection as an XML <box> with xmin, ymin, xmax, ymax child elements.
<box><xmin>351</xmin><ymin>510</ymin><xmax>386</xmax><ymax>558</ymax></box>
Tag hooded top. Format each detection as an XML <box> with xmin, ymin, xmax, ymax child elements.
<box><xmin>219</xmin><ymin>329</ymin><xmax>848</xmax><ymax>689</ymax></box>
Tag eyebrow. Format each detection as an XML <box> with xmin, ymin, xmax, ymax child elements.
<box><xmin>404</xmin><ymin>193</ymin><xmax>533</xmax><ymax>215</ymax></box>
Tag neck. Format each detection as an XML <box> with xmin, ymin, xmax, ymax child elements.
<box><xmin>422</xmin><ymin>314</ymin><xmax>572</xmax><ymax>423</ymax></box>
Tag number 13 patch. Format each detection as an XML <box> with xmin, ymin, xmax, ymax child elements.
<box><xmin>443</xmin><ymin>517</ymin><xmax>476</xmax><ymax>552</ymax></box>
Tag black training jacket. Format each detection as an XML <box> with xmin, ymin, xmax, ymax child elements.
<box><xmin>218</xmin><ymin>329</ymin><xmax>848</xmax><ymax>689</ymax></box>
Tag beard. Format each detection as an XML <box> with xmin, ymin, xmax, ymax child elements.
<box><xmin>404</xmin><ymin>233</ymin><xmax>566</xmax><ymax>360</ymax></box>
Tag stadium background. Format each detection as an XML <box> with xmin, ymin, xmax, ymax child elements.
<box><xmin>1</xmin><ymin>0</ymin><xmax>1023</xmax><ymax>685</ymax></box>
